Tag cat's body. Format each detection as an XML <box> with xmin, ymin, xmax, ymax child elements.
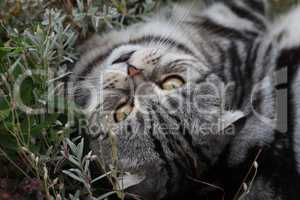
<box><xmin>70</xmin><ymin>0</ymin><xmax>300</xmax><ymax>199</ymax></box>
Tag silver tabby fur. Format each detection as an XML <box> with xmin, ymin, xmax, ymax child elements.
<box><xmin>70</xmin><ymin>0</ymin><xmax>300</xmax><ymax>199</ymax></box>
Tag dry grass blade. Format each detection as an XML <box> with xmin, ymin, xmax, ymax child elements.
<box><xmin>233</xmin><ymin>148</ymin><xmax>263</xmax><ymax>200</ymax></box>
<box><xmin>187</xmin><ymin>176</ymin><xmax>225</xmax><ymax>200</ymax></box>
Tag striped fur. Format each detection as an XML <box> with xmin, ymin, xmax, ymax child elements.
<box><xmin>70</xmin><ymin>1</ymin><xmax>300</xmax><ymax>199</ymax></box>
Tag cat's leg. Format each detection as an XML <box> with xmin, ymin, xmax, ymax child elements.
<box><xmin>243</xmin><ymin>5</ymin><xmax>300</xmax><ymax>200</ymax></box>
<box><xmin>221</xmin><ymin>4</ymin><xmax>300</xmax><ymax>200</ymax></box>
<box><xmin>268</xmin><ymin>5</ymin><xmax>300</xmax><ymax>176</ymax></box>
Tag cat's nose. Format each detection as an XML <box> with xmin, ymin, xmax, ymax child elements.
<box><xmin>128</xmin><ymin>65</ymin><xmax>141</xmax><ymax>77</ymax></box>
<box><xmin>128</xmin><ymin>65</ymin><xmax>146</xmax><ymax>89</ymax></box>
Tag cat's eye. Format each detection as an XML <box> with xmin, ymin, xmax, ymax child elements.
<box><xmin>114</xmin><ymin>103</ymin><xmax>134</xmax><ymax>122</ymax></box>
<box><xmin>161</xmin><ymin>75</ymin><xmax>185</xmax><ymax>91</ymax></box>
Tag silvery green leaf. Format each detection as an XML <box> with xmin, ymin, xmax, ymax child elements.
<box><xmin>63</xmin><ymin>170</ymin><xmax>85</xmax><ymax>184</ymax></box>
<box><xmin>68</xmin><ymin>155</ymin><xmax>81</xmax><ymax>168</ymax></box>
<box><xmin>91</xmin><ymin>171</ymin><xmax>112</xmax><ymax>184</ymax></box>
<box><xmin>68</xmin><ymin>168</ymin><xmax>82</xmax><ymax>176</ymax></box>
<box><xmin>66</xmin><ymin>138</ymin><xmax>78</xmax><ymax>155</ymax></box>
<box><xmin>116</xmin><ymin>174</ymin><xmax>146</xmax><ymax>190</ymax></box>
<box><xmin>96</xmin><ymin>191</ymin><xmax>117</xmax><ymax>200</ymax></box>
<box><xmin>84</xmin><ymin>156</ymin><xmax>90</xmax><ymax>173</ymax></box>
<box><xmin>76</xmin><ymin>0</ymin><xmax>85</xmax><ymax>12</ymax></box>
<box><xmin>88</xmin><ymin>7</ymin><xmax>98</xmax><ymax>15</ymax></box>
<box><xmin>77</xmin><ymin>138</ymin><xmax>84</xmax><ymax>161</ymax></box>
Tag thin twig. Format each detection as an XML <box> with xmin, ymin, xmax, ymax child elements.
<box><xmin>233</xmin><ymin>148</ymin><xmax>263</xmax><ymax>200</ymax></box>
<box><xmin>187</xmin><ymin>175</ymin><xmax>225</xmax><ymax>200</ymax></box>
<box><xmin>0</xmin><ymin>146</ymin><xmax>30</xmax><ymax>179</ymax></box>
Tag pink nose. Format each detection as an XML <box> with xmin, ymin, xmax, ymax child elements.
<box><xmin>128</xmin><ymin>65</ymin><xmax>141</xmax><ymax>77</ymax></box>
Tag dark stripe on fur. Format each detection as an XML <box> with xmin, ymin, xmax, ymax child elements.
<box><xmin>228</xmin><ymin>42</ymin><xmax>243</xmax><ymax>108</ymax></box>
<box><xmin>147</xmin><ymin>107</ymin><xmax>174</xmax><ymax>193</ymax></box>
<box><xmin>276</xmin><ymin>46</ymin><xmax>300</xmax><ymax>70</ymax></box>
<box><xmin>261</xmin><ymin>43</ymin><xmax>274</xmax><ymax>76</ymax></box>
<box><xmin>76</xmin><ymin>51</ymin><xmax>111</xmax><ymax>80</ymax></box>
<box><xmin>195</xmin><ymin>17</ymin><xmax>258</xmax><ymax>41</ymax></box>
<box><xmin>226</xmin><ymin>1</ymin><xmax>266</xmax><ymax>31</ymax></box>
<box><xmin>214</xmin><ymin>43</ymin><xmax>228</xmax><ymax>83</ymax></box>
<box><xmin>153</xmin><ymin>105</ymin><xmax>196</xmax><ymax>176</ymax></box>
<box><xmin>237</xmin><ymin>40</ymin><xmax>260</xmax><ymax>107</ymax></box>
<box><xmin>243</xmin><ymin>0</ymin><xmax>266</xmax><ymax>15</ymax></box>
<box><xmin>275</xmin><ymin>83</ymin><xmax>288</xmax><ymax>90</ymax></box>
<box><xmin>129</xmin><ymin>35</ymin><xmax>196</xmax><ymax>56</ymax></box>
<box><xmin>160</xmin><ymin>102</ymin><xmax>213</xmax><ymax>167</ymax></box>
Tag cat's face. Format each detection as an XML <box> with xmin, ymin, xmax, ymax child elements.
<box><xmin>71</xmin><ymin>22</ymin><xmax>243</xmax><ymax>199</ymax></box>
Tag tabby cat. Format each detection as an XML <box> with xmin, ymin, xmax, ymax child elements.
<box><xmin>70</xmin><ymin>0</ymin><xmax>300</xmax><ymax>199</ymax></box>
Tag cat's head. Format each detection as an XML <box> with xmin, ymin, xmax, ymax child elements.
<box><xmin>70</xmin><ymin>8</ymin><xmax>244</xmax><ymax>200</ymax></box>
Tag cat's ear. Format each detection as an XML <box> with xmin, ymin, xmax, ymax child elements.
<box><xmin>219</xmin><ymin>111</ymin><xmax>245</xmax><ymax>132</ymax></box>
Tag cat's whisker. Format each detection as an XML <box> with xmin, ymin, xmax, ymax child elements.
<box><xmin>150</xmin><ymin>1</ymin><xmax>198</xmax><ymax>52</ymax></box>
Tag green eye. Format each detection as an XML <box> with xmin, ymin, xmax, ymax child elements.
<box><xmin>114</xmin><ymin>103</ymin><xmax>133</xmax><ymax>122</ymax></box>
<box><xmin>161</xmin><ymin>75</ymin><xmax>185</xmax><ymax>91</ymax></box>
